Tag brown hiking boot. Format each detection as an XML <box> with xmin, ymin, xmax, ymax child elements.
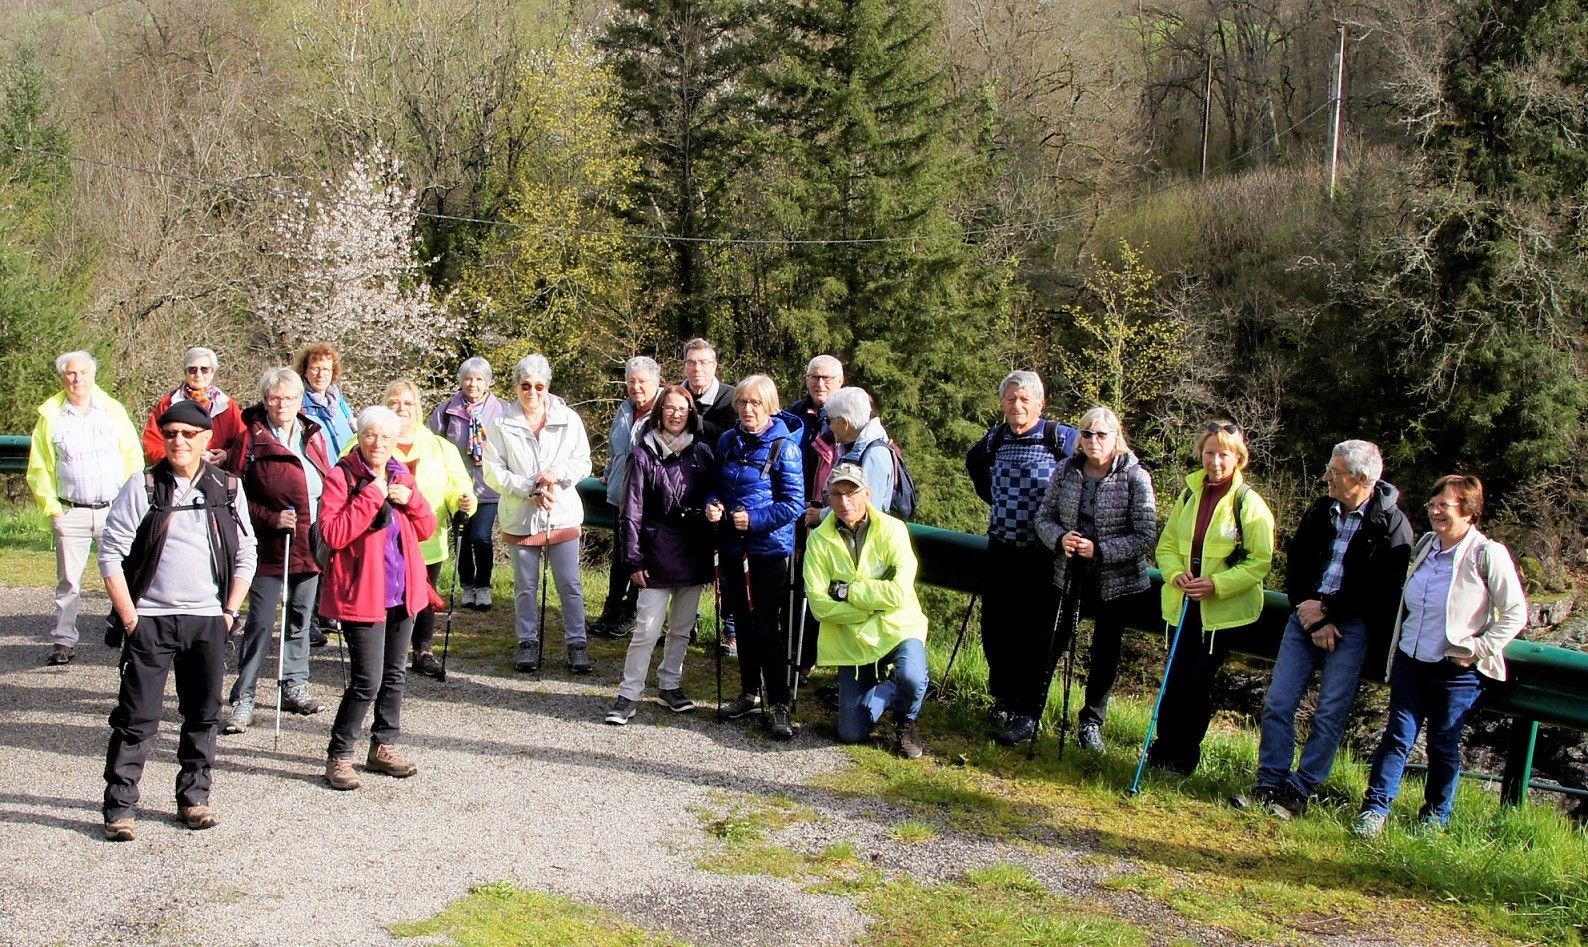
<box><xmin>103</xmin><ymin>816</ymin><xmax>136</xmax><ymax>842</ymax></box>
<box><xmin>366</xmin><ymin>742</ymin><xmax>417</xmax><ymax>778</ymax></box>
<box><xmin>324</xmin><ymin>757</ymin><xmax>362</xmax><ymax>791</ymax></box>
<box><xmin>894</xmin><ymin>718</ymin><xmax>926</xmax><ymax>759</ymax></box>
<box><xmin>178</xmin><ymin>804</ymin><xmax>220</xmax><ymax>830</ymax></box>
<box><xmin>48</xmin><ymin>644</ymin><xmax>76</xmax><ymax>666</ymax></box>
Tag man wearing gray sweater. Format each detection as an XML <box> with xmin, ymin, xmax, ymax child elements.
<box><xmin>99</xmin><ymin>400</ymin><xmax>257</xmax><ymax>841</ymax></box>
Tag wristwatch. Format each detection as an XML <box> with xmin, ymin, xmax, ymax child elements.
<box><xmin>224</xmin><ymin>609</ymin><xmax>241</xmax><ymax>622</ymax></box>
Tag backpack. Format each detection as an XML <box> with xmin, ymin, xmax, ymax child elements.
<box><xmin>307</xmin><ymin>464</ymin><xmax>360</xmax><ymax>569</ymax></box>
<box><xmin>860</xmin><ymin>439</ymin><xmax>918</xmax><ymax>520</ymax></box>
<box><xmin>988</xmin><ymin>419</ymin><xmax>1078</xmax><ymax>465</ymax></box>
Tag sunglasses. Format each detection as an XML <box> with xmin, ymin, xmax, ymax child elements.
<box><xmin>1204</xmin><ymin>422</ymin><xmax>1241</xmax><ymax>435</ymax></box>
<box><xmin>185</xmin><ymin>365</ymin><xmax>214</xmax><ymax>375</ymax></box>
<box><xmin>1079</xmin><ymin>429</ymin><xmax>1113</xmax><ymax>440</ymax></box>
<box><xmin>161</xmin><ymin>427</ymin><xmax>206</xmax><ymax>441</ymax></box>
<box><xmin>519</xmin><ymin>382</ymin><xmax>548</xmax><ymax>392</ymax></box>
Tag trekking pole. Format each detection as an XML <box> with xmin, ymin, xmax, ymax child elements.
<box><xmin>934</xmin><ymin>592</ymin><xmax>978</xmax><ymax>700</ymax></box>
<box><xmin>742</xmin><ymin>550</ymin><xmax>766</xmax><ymax>723</ymax></box>
<box><xmin>438</xmin><ymin>511</ymin><xmax>466</xmax><ymax>682</ymax></box>
<box><xmin>536</xmin><ymin>506</ymin><xmax>549</xmax><ymax>680</ymax></box>
<box><xmin>1055</xmin><ymin>569</ymin><xmax>1084</xmax><ymax>763</ymax></box>
<box><xmin>1028</xmin><ymin>561</ymin><xmax>1082</xmax><ymax>761</ymax></box>
<box><xmin>713</xmin><ymin>547</ymin><xmax>724</xmax><ymax>719</ymax></box>
<box><xmin>1129</xmin><ymin>595</ymin><xmax>1193</xmax><ymax>795</ymax></box>
<box><xmin>274</xmin><ymin>509</ymin><xmax>293</xmax><ymax>752</ymax></box>
<box><xmin>788</xmin><ymin>559</ymin><xmax>806</xmax><ymax>716</ymax></box>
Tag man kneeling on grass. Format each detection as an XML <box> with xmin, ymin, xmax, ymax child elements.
<box><xmin>804</xmin><ymin>463</ymin><xmax>927</xmax><ymax>758</ymax></box>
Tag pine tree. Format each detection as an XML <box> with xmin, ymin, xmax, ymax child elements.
<box><xmin>595</xmin><ymin>0</ymin><xmax>759</xmax><ymax>341</ymax></box>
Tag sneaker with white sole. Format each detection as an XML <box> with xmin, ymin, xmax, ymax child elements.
<box><xmin>223</xmin><ymin>696</ymin><xmax>254</xmax><ymax>734</ymax></box>
<box><xmin>461</xmin><ymin>587</ymin><xmax>479</xmax><ymax>608</ymax></box>
<box><xmin>717</xmin><ymin>691</ymin><xmax>761</xmax><ymax>720</ymax></box>
<box><xmin>605</xmin><ymin>696</ymin><xmax>637</xmax><ymax>725</ymax></box>
<box><xmin>475</xmin><ymin>587</ymin><xmax>493</xmax><ymax>610</ymax></box>
<box><xmin>657</xmin><ymin>688</ymin><xmax>695</xmax><ymax>713</ymax></box>
<box><xmin>1352</xmin><ymin>810</ymin><xmax>1387</xmax><ymax>839</ymax></box>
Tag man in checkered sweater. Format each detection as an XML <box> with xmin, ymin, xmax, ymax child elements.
<box><xmin>965</xmin><ymin>371</ymin><xmax>1078</xmax><ymax>745</ymax></box>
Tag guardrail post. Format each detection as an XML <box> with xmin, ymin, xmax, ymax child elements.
<box><xmin>1500</xmin><ymin>717</ymin><xmax>1540</xmax><ymax>807</ymax></box>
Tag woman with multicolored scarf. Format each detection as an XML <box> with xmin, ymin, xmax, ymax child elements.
<box><xmin>428</xmin><ymin>357</ymin><xmax>506</xmax><ymax>609</ymax></box>
<box><xmin>140</xmin><ymin>346</ymin><xmax>245</xmax><ymax>465</ymax></box>
<box><xmin>292</xmin><ymin>342</ymin><xmax>357</xmax><ymax>457</ymax></box>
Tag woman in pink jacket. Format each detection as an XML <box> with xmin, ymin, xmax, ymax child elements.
<box><xmin>317</xmin><ymin>406</ymin><xmax>437</xmax><ymax>791</ymax></box>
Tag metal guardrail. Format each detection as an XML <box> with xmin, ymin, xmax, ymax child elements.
<box><xmin>574</xmin><ymin>478</ymin><xmax>1587</xmax><ymax>804</ymax></box>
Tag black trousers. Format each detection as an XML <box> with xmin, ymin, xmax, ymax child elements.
<box><xmin>980</xmin><ymin>538</ymin><xmax>1061</xmax><ymax>718</ymax></box>
<box><xmin>328</xmin><ymin>606</ymin><xmax>414</xmax><ymax>759</ymax></box>
<box><xmin>721</xmin><ymin>554</ymin><xmax>792</xmax><ymax>705</ymax></box>
<box><xmin>601</xmin><ymin>540</ymin><xmax>641</xmax><ymax>619</ymax></box>
<box><xmin>410</xmin><ymin>561</ymin><xmax>445</xmax><ymax>653</ymax></box>
<box><xmin>1076</xmin><ymin>583</ymin><xmax>1144</xmax><ymax>728</ymax></box>
<box><xmin>103</xmin><ymin>613</ymin><xmax>226</xmax><ymax>820</ymax></box>
<box><xmin>1147</xmin><ymin>608</ymin><xmax>1239</xmax><ymax>774</ymax></box>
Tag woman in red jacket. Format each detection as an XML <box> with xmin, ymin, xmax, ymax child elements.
<box><xmin>317</xmin><ymin>406</ymin><xmax>436</xmax><ymax>791</ymax></box>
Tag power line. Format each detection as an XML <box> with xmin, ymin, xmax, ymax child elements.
<box><xmin>5</xmin><ymin>101</ymin><xmax>1336</xmax><ymax>248</ymax></box>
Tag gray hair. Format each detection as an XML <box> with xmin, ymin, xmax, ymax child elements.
<box><xmin>183</xmin><ymin>346</ymin><xmax>219</xmax><ymax>372</ymax></box>
<box><xmin>457</xmin><ymin>356</ymin><xmax>494</xmax><ymax>384</ymax></box>
<box><xmin>998</xmin><ymin>370</ymin><xmax>1044</xmax><ymax>402</ymax></box>
<box><xmin>1077</xmin><ymin>406</ymin><xmax>1129</xmax><ymax>454</ymax></box>
<box><xmin>56</xmin><ymin>350</ymin><xmax>97</xmax><ymax>374</ymax></box>
<box><xmin>355</xmin><ymin>405</ymin><xmax>402</xmax><ymax>437</ymax></box>
<box><xmin>624</xmin><ymin>356</ymin><xmax>661</xmax><ymax>382</ymax></box>
<box><xmin>806</xmin><ymin>354</ymin><xmax>843</xmax><ymax>376</ymax></box>
<box><xmin>824</xmin><ymin>387</ymin><xmax>873</xmax><ymax>429</ymax></box>
<box><xmin>1333</xmin><ymin>439</ymin><xmax>1383</xmax><ymax>486</ymax></box>
<box><xmin>258</xmin><ymin>367</ymin><xmax>304</xmax><ymax>401</ymax></box>
<box><xmin>682</xmin><ymin>338</ymin><xmax>716</xmax><ymax>360</ymax></box>
<box><xmin>511</xmin><ymin>354</ymin><xmax>553</xmax><ymax>388</ymax></box>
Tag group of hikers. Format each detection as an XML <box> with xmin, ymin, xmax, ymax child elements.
<box><xmin>26</xmin><ymin>339</ymin><xmax>1527</xmax><ymax>843</ymax></box>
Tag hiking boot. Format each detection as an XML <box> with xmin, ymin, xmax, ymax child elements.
<box><xmin>223</xmin><ymin>697</ymin><xmax>254</xmax><ymax>734</ymax></box>
<box><xmin>366</xmin><ymin>742</ymin><xmax>417</xmax><ymax>778</ymax></box>
<box><xmin>1077</xmin><ymin>722</ymin><xmax>1105</xmax><ymax>753</ymax></box>
<box><xmin>279</xmin><ymin>684</ymin><xmax>323</xmax><ymax>715</ymax></box>
<box><xmin>767</xmin><ymin>703</ymin><xmax>794</xmax><ymax>740</ymax></box>
<box><xmin>309</xmin><ymin>622</ymin><xmax>331</xmax><ymax>648</ymax></box>
<box><xmin>567</xmin><ymin>643</ymin><xmax>593</xmax><ymax>675</ymax></box>
<box><xmin>587</xmin><ymin>615</ymin><xmax>613</xmax><ymax>637</ymax></box>
<box><xmin>604</xmin><ymin>696</ymin><xmax>637</xmax><ymax>726</ymax></box>
<box><xmin>657</xmin><ymin>688</ymin><xmax>695</xmax><ymax>713</ymax></box>
<box><xmin>413</xmin><ymin>650</ymin><xmax>444</xmax><ymax>679</ymax></box>
<box><xmin>324</xmin><ymin>757</ymin><xmax>361</xmax><ymax>791</ymax></box>
<box><xmin>718</xmin><ymin>636</ymin><xmax>738</xmax><ymax>658</ymax></box>
<box><xmin>717</xmin><ymin>692</ymin><xmax>761</xmax><ymax>721</ymax></box>
<box><xmin>1267</xmin><ymin>787</ymin><xmax>1309</xmax><ymax>821</ymax></box>
<box><xmin>48</xmin><ymin>644</ymin><xmax>76</xmax><ymax>666</ymax></box>
<box><xmin>607</xmin><ymin>608</ymin><xmax>636</xmax><ymax>637</ymax></box>
<box><xmin>1352</xmin><ymin>810</ymin><xmax>1386</xmax><ymax>839</ymax></box>
<box><xmin>1230</xmin><ymin>786</ymin><xmax>1281</xmax><ymax>811</ymax></box>
<box><xmin>103</xmin><ymin>816</ymin><xmax>136</xmax><ymax>842</ymax></box>
<box><xmin>178</xmin><ymin>804</ymin><xmax>219</xmax><ymax>831</ymax></box>
<box><xmin>995</xmin><ymin>715</ymin><xmax>1037</xmax><ymax>747</ymax></box>
<box><xmin>516</xmin><ymin>641</ymin><xmax>539</xmax><ymax>673</ymax></box>
<box><xmin>893</xmin><ymin>719</ymin><xmax>925</xmax><ymax>759</ymax></box>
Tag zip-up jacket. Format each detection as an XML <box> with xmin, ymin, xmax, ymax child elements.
<box><xmin>617</xmin><ymin>423</ymin><xmax>715</xmax><ymax>588</ymax></box>
<box><xmin>1285</xmin><ymin>481</ymin><xmax>1414</xmax><ymax>638</ymax></box>
<box><xmin>707</xmin><ymin>413</ymin><xmax>805</xmax><ymax>558</ymax></box>
<box><xmin>226</xmin><ymin>404</ymin><xmax>333</xmax><ymax>575</ymax></box>
<box><xmin>1157</xmin><ymin>469</ymin><xmax>1276</xmax><ymax>634</ymax></box>
<box><xmin>1035</xmin><ymin>451</ymin><xmax>1158</xmax><ymax>600</ymax></box>
<box><xmin>484</xmin><ymin>395</ymin><xmax>593</xmax><ymax>536</ymax></box>
<box><xmin>805</xmin><ymin>503</ymin><xmax>928</xmax><ymax>667</ymax></box>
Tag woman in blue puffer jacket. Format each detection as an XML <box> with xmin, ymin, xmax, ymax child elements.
<box><xmin>705</xmin><ymin>374</ymin><xmax>805</xmax><ymax>739</ymax></box>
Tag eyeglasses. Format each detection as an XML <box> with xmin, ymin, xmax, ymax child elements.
<box><xmin>185</xmin><ymin>365</ymin><xmax>214</xmax><ymax>375</ymax></box>
<box><xmin>161</xmin><ymin>427</ymin><xmax>206</xmax><ymax>441</ymax></box>
<box><xmin>1204</xmin><ymin>422</ymin><xmax>1241</xmax><ymax>435</ymax></box>
<box><xmin>1427</xmin><ymin>500</ymin><xmax>1463</xmax><ymax>512</ymax></box>
<box><xmin>1079</xmin><ymin>429</ymin><xmax>1113</xmax><ymax>440</ymax></box>
<box><xmin>737</xmin><ymin>398</ymin><xmax>765</xmax><ymax>409</ymax></box>
<box><xmin>807</xmin><ymin>374</ymin><xmax>840</xmax><ymax>383</ymax></box>
<box><xmin>265</xmin><ymin>395</ymin><xmax>300</xmax><ymax>405</ymax></box>
<box><xmin>660</xmin><ymin>405</ymin><xmax>690</xmax><ymax>415</ymax></box>
<box><xmin>519</xmin><ymin>382</ymin><xmax>547</xmax><ymax>392</ymax></box>
<box><xmin>684</xmin><ymin>357</ymin><xmax>716</xmax><ymax>367</ymax></box>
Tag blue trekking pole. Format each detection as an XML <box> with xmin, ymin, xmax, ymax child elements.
<box><xmin>1129</xmin><ymin>594</ymin><xmax>1192</xmax><ymax>796</ymax></box>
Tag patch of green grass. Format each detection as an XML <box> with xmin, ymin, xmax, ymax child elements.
<box><xmin>0</xmin><ymin>502</ymin><xmax>66</xmax><ymax>588</ymax></box>
<box><xmin>693</xmin><ymin>794</ymin><xmax>881</xmax><ymax>894</ymax></box>
<box><xmin>860</xmin><ymin>864</ymin><xmax>1148</xmax><ymax>947</ymax></box>
<box><xmin>389</xmin><ymin>881</ymin><xmax>682</xmax><ymax>946</ymax></box>
<box><xmin>889</xmin><ymin>821</ymin><xmax>938</xmax><ymax>843</ymax></box>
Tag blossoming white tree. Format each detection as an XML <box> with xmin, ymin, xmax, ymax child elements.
<box><xmin>258</xmin><ymin>144</ymin><xmax>455</xmax><ymax>402</ymax></box>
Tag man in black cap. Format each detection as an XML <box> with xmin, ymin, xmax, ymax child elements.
<box><xmin>98</xmin><ymin>398</ymin><xmax>257</xmax><ymax>841</ymax></box>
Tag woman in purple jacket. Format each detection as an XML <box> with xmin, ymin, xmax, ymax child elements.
<box><xmin>604</xmin><ymin>386</ymin><xmax>716</xmax><ymax>725</ymax></box>
<box><xmin>427</xmin><ymin>357</ymin><xmax>506</xmax><ymax>609</ymax></box>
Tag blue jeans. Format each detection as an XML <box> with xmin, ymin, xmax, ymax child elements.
<box><xmin>836</xmin><ymin>638</ymin><xmax>928</xmax><ymax>743</ymax></box>
<box><xmin>1256</xmin><ymin>614</ymin><xmax>1370</xmax><ymax>796</ymax></box>
<box><xmin>1361</xmin><ymin>653</ymin><xmax>1485</xmax><ymax>825</ymax></box>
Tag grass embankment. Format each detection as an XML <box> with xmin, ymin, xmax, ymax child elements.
<box><xmin>4</xmin><ymin>505</ymin><xmax>1584</xmax><ymax>944</ymax></box>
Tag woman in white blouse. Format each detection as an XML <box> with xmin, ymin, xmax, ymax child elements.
<box><xmin>1353</xmin><ymin>474</ymin><xmax>1526</xmax><ymax>838</ymax></box>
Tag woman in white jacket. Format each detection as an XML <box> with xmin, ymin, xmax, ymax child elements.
<box><xmin>484</xmin><ymin>355</ymin><xmax>594</xmax><ymax>674</ymax></box>
<box><xmin>1353</xmin><ymin>474</ymin><xmax>1526</xmax><ymax>838</ymax></box>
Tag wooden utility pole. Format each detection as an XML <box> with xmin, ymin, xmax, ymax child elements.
<box><xmin>1328</xmin><ymin>24</ymin><xmax>1346</xmax><ymax>199</ymax></box>
<box><xmin>1201</xmin><ymin>53</ymin><xmax>1213</xmax><ymax>177</ymax></box>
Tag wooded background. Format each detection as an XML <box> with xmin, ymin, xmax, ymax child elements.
<box><xmin>2</xmin><ymin>0</ymin><xmax>1584</xmax><ymax>582</ymax></box>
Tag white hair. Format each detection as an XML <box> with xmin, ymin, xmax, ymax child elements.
<box><xmin>458</xmin><ymin>356</ymin><xmax>493</xmax><ymax>384</ymax></box>
<box><xmin>511</xmin><ymin>354</ymin><xmax>552</xmax><ymax>387</ymax></box>
<box><xmin>999</xmin><ymin>370</ymin><xmax>1044</xmax><ymax>402</ymax></box>
<box><xmin>806</xmin><ymin>354</ymin><xmax>843</xmax><ymax>376</ymax></box>
<box><xmin>56</xmin><ymin>350</ymin><xmax>97</xmax><ymax>374</ymax></box>
<box><xmin>356</xmin><ymin>405</ymin><xmax>402</xmax><ymax>437</ymax></box>
<box><xmin>258</xmin><ymin>367</ymin><xmax>304</xmax><ymax>400</ymax></box>
<box><xmin>624</xmin><ymin>356</ymin><xmax>661</xmax><ymax>381</ymax></box>
<box><xmin>1333</xmin><ymin>439</ymin><xmax>1383</xmax><ymax>485</ymax></box>
<box><xmin>183</xmin><ymin>346</ymin><xmax>219</xmax><ymax>372</ymax></box>
<box><xmin>824</xmin><ymin>387</ymin><xmax>873</xmax><ymax>429</ymax></box>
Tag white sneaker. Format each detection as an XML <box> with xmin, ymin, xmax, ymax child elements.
<box><xmin>461</xmin><ymin>587</ymin><xmax>479</xmax><ymax>608</ymax></box>
<box><xmin>476</xmin><ymin>587</ymin><xmax>493</xmax><ymax>609</ymax></box>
